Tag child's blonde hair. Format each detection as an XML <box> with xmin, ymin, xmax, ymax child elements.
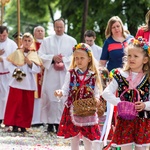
<box><xmin>145</xmin><ymin>10</ymin><xmax>150</xmax><ymax>31</ymax></box>
<box><xmin>123</xmin><ymin>37</ymin><xmax>150</xmax><ymax>82</ymax></box>
<box><xmin>139</xmin><ymin>10</ymin><xmax>150</xmax><ymax>32</ymax></box>
<box><xmin>70</xmin><ymin>43</ymin><xmax>103</xmax><ymax>92</ymax></box>
<box><xmin>22</xmin><ymin>32</ymin><xmax>33</xmax><ymax>40</ymax></box>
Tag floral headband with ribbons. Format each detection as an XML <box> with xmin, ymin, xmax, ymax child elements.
<box><xmin>73</xmin><ymin>43</ymin><xmax>92</xmax><ymax>57</ymax></box>
<box><xmin>130</xmin><ymin>36</ymin><xmax>150</xmax><ymax>55</ymax></box>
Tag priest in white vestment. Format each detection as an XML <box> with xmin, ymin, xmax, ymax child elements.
<box><xmin>31</xmin><ymin>25</ymin><xmax>45</xmax><ymax>126</ymax></box>
<box><xmin>39</xmin><ymin>18</ymin><xmax>77</xmax><ymax>133</ymax></box>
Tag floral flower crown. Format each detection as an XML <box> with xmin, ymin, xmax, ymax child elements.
<box><xmin>73</xmin><ymin>43</ymin><xmax>92</xmax><ymax>56</ymax></box>
<box><xmin>130</xmin><ymin>36</ymin><xmax>150</xmax><ymax>55</ymax></box>
<box><xmin>100</xmin><ymin>68</ymin><xmax>109</xmax><ymax>81</ymax></box>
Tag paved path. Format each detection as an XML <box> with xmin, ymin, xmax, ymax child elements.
<box><xmin>0</xmin><ymin>125</ymin><xmax>84</xmax><ymax>150</ymax></box>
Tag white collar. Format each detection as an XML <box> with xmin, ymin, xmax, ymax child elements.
<box><xmin>74</xmin><ymin>67</ymin><xmax>94</xmax><ymax>75</ymax></box>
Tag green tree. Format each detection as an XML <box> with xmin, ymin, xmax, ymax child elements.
<box><xmin>123</xmin><ymin>0</ymin><xmax>150</xmax><ymax>36</ymax></box>
<box><xmin>4</xmin><ymin>0</ymin><xmax>51</xmax><ymax>38</ymax></box>
<box><xmin>59</xmin><ymin>0</ymin><xmax>150</xmax><ymax>45</ymax></box>
<box><xmin>3</xmin><ymin>0</ymin><xmax>150</xmax><ymax>45</ymax></box>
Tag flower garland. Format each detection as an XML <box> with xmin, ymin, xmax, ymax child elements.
<box><xmin>109</xmin><ymin>68</ymin><xmax>119</xmax><ymax>79</ymax></box>
<box><xmin>73</xmin><ymin>43</ymin><xmax>92</xmax><ymax>56</ymax></box>
<box><xmin>100</xmin><ymin>67</ymin><xmax>109</xmax><ymax>81</ymax></box>
<box><xmin>130</xmin><ymin>36</ymin><xmax>150</xmax><ymax>55</ymax></box>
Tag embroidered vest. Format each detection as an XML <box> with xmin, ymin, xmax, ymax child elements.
<box><xmin>66</xmin><ymin>69</ymin><xmax>96</xmax><ymax>107</ymax></box>
<box><xmin>113</xmin><ymin>70</ymin><xmax>150</xmax><ymax>118</ymax></box>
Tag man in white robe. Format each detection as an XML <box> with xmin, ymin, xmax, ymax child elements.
<box><xmin>31</xmin><ymin>25</ymin><xmax>45</xmax><ymax>126</ymax></box>
<box><xmin>0</xmin><ymin>26</ymin><xmax>18</xmax><ymax>124</ymax></box>
<box><xmin>39</xmin><ymin>18</ymin><xmax>77</xmax><ymax>133</ymax></box>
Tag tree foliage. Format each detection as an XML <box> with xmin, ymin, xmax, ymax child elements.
<box><xmin>57</xmin><ymin>0</ymin><xmax>150</xmax><ymax>45</ymax></box>
<box><xmin>3</xmin><ymin>0</ymin><xmax>150</xmax><ymax>45</ymax></box>
<box><xmin>4</xmin><ymin>0</ymin><xmax>52</xmax><ymax>38</ymax></box>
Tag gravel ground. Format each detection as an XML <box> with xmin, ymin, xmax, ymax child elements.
<box><xmin>0</xmin><ymin>124</ymin><xmax>84</xmax><ymax>150</ymax></box>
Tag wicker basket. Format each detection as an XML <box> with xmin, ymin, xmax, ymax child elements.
<box><xmin>97</xmin><ymin>96</ymin><xmax>106</xmax><ymax>117</ymax></box>
<box><xmin>117</xmin><ymin>88</ymin><xmax>140</xmax><ymax>120</ymax></box>
<box><xmin>73</xmin><ymin>86</ymin><xmax>97</xmax><ymax>117</ymax></box>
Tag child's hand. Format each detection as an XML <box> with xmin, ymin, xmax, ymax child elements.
<box><xmin>99</xmin><ymin>66</ymin><xmax>104</xmax><ymax>71</ymax></box>
<box><xmin>54</xmin><ymin>90</ymin><xmax>63</xmax><ymax>98</ymax></box>
<box><xmin>0</xmin><ymin>49</ymin><xmax>5</xmax><ymax>55</ymax></box>
<box><xmin>25</xmin><ymin>57</ymin><xmax>32</xmax><ymax>67</ymax></box>
<box><xmin>135</xmin><ymin>101</ymin><xmax>145</xmax><ymax>112</ymax></box>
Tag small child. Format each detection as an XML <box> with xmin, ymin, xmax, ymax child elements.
<box><xmin>98</xmin><ymin>67</ymin><xmax>109</xmax><ymax>128</ymax></box>
<box><xmin>100</xmin><ymin>67</ymin><xmax>110</xmax><ymax>89</ymax></box>
<box><xmin>54</xmin><ymin>43</ymin><xmax>103</xmax><ymax>150</ymax></box>
<box><xmin>102</xmin><ymin>36</ymin><xmax>150</xmax><ymax>150</ymax></box>
<box><xmin>4</xmin><ymin>32</ymin><xmax>42</xmax><ymax>133</ymax></box>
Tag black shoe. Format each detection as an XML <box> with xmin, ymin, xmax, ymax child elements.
<box><xmin>20</xmin><ymin>127</ymin><xmax>26</xmax><ymax>132</ymax></box>
<box><xmin>0</xmin><ymin>120</ymin><xmax>2</xmax><ymax>124</ymax></box>
<box><xmin>12</xmin><ymin>126</ymin><xmax>18</xmax><ymax>132</ymax></box>
<box><xmin>47</xmin><ymin>124</ymin><xmax>54</xmax><ymax>132</ymax></box>
<box><xmin>31</xmin><ymin>123</ymin><xmax>44</xmax><ymax>127</ymax></box>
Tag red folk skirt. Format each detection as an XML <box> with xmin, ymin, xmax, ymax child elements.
<box><xmin>111</xmin><ymin>116</ymin><xmax>150</xmax><ymax>146</ymax></box>
<box><xmin>4</xmin><ymin>87</ymin><xmax>34</xmax><ymax>128</ymax></box>
<box><xmin>57</xmin><ymin>106</ymin><xmax>101</xmax><ymax>141</ymax></box>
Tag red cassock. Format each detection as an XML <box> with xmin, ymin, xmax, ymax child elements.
<box><xmin>34</xmin><ymin>42</ymin><xmax>44</xmax><ymax>98</ymax></box>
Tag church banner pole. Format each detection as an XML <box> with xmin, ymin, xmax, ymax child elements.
<box><xmin>17</xmin><ymin>0</ymin><xmax>20</xmax><ymax>48</ymax></box>
<box><xmin>0</xmin><ymin>0</ymin><xmax>11</xmax><ymax>25</ymax></box>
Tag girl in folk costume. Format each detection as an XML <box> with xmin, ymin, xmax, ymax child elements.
<box><xmin>54</xmin><ymin>43</ymin><xmax>103</xmax><ymax>150</ymax></box>
<box><xmin>102</xmin><ymin>37</ymin><xmax>150</xmax><ymax>150</ymax></box>
<box><xmin>4</xmin><ymin>32</ymin><xmax>42</xmax><ymax>133</ymax></box>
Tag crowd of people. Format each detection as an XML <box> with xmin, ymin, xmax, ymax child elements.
<box><xmin>0</xmin><ymin>9</ymin><xmax>150</xmax><ymax>150</ymax></box>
